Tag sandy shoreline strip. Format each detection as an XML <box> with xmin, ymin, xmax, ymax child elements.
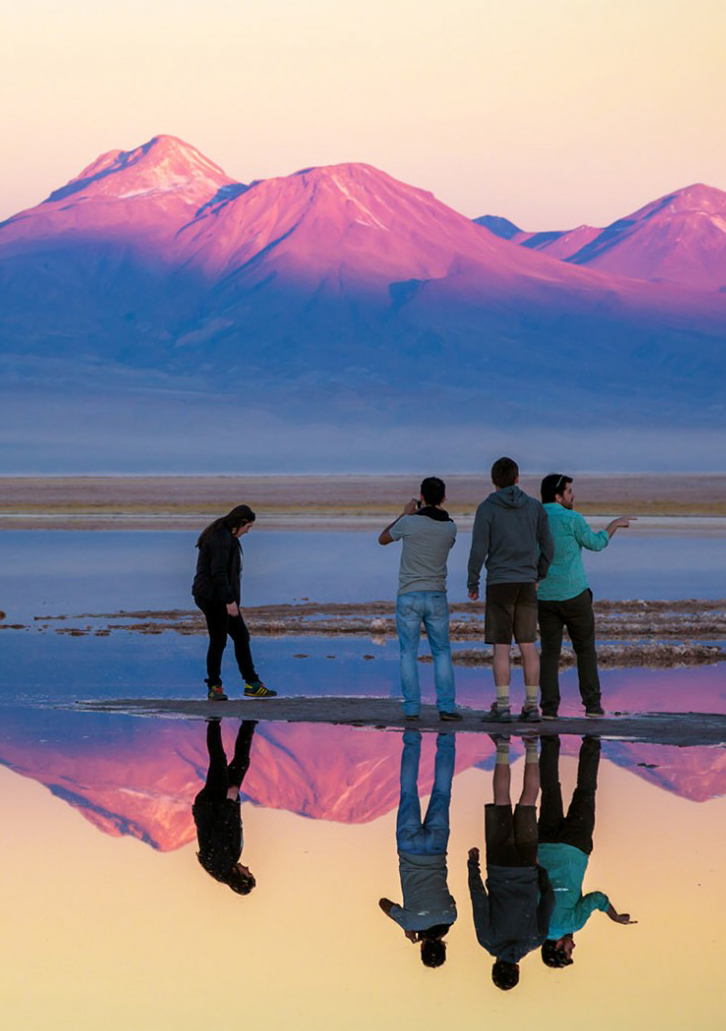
<box><xmin>2</xmin><ymin>473</ymin><xmax>726</xmax><ymax>531</ymax></box>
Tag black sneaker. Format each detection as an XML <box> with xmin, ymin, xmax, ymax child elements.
<box><xmin>244</xmin><ymin>681</ymin><xmax>277</xmax><ymax>698</ymax></box>
<box><xmin>439</xmin><ymin>710</ymin><xmax>463</xmax><ymax>721</ymax></box>
<box><xmin>482</xmin><ymin>704</ymin><xmax>512</xmax><ymax>724</ymax></box>
<box><xmin>585</xmin><ymin>707</ymin><xmax>605</xmax><ymax>718</ymax></box>
<box><xmin>207</xmin><ymin>684</ymin><xmax>228</xmax><ymax>701</ymax></box>
<box><xmin>404</xmin><ymin>713</ymin><xmax>420</xmax><ymax>721</ymax></box>
<box><xmin>541</xmin><ymin>712</ymin><xmax>558</xmax><ymax>721</ymax></box>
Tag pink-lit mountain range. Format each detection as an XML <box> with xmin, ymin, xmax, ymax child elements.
<box><xmin>1</xmin><ymin>134</ymin><xmax>725</xmax><ymax>471</ymax></box>
<box><xmin>4</xmin><ymin>135</ymin><xmax>723</xmax><ymax>307</ymax></box>
<box><xmin>477</xmin><ymin>183</ymin><xmax>726</xmax><ymax>291</ymax></box>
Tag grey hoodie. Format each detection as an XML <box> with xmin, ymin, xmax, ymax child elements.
<box><xmin>467</xmin><ymin>486</ymin><xmax>554</xmax><ymax>589</ymax></box>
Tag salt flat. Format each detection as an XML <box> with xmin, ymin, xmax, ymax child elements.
<box><xmin>2</xmin><ymin>473</ymin><xmax>726</xmax><ymax>530</ymax></box>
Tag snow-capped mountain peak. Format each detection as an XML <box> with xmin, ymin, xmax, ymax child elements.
<box><xmin>45</xmin><ymin>134</ymin><xmax>235</xmax><ymax>206</ymax></box>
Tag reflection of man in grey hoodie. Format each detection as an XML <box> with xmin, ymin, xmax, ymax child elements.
<box><xmin>467</xmin><ymin>458</ymin><xmax>554</xmax><ymax>722</ymax></box>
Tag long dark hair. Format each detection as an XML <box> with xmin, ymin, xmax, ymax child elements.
<box><xmin>196</xmin><ymin>504</ymin><xmax>256</xmax><ymax>549</ymax></box>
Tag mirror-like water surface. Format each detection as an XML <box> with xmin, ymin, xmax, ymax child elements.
<box><xmin>3</xmin><ymin>530</ymin><xmax>726</xmax><ymax>621</ymax></box>
<box><xmin>1</xmin><ymin>528</ymin><xmax>725</xmax><ymax>1029</ymax></box>
<box><xmin>2</xmin><ymin>714</ymin><xmax>724</xmax><ymax>1031</ymax></box>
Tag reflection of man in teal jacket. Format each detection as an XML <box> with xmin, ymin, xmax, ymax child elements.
<box><xmin>538</xmin><ymin>735</ymin><xmax>636</xmax><ymax>967</ymax></box>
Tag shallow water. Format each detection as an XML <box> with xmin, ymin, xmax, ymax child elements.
<box><xmin>2</xmin><ymin>528</ymin><xmax>726</xmax><ymax>711</ymax></box>
<box><xmin>1</xmin><ymin>625</ymin><xmax>726</xmax><ymax>717</ymax></box>
<box><xmin>1</xmin><ymin>713</ymin><xmax>725</xmax><ymax>1031</ymax></box>
<box><xmin>3</xmin><ymin>530</ymin><xmax>726</xmax><ymax>623</ymax></box>
<box><xmin>2</xmin><ymin>529</ymin><xmax>726</xmax><ymax>1027</ymax></box>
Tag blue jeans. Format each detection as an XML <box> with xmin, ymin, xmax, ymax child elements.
<box><xmin>396</xmin><ymin>731</ymin><xmax>455</xmax><ymax>855</ymax></box>
<box><xmin>396</xmin><ymin>591</ymin><xmax>456</xmax><ymax>715</ymax></box>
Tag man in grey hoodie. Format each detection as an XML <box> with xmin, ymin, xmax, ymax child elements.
<box><xmin>467</xmin><ymin>458</ymin><xmax>554</xmax><ymax>722</ymax></box>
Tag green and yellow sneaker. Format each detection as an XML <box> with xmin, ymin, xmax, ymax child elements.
<box><xmin>244</xmin><ymin>681</ymin><xmax>277</xmax><ymax>698</ymax></box>
<box><xmin>207</xmin><ymin>684</ymin><xmax>228</xmax><ymax>701</ymax></box>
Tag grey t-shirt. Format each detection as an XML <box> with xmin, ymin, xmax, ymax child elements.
<box><xmin>389</xmin><ymin>514</ymin><xmax>457</xmax><ymax>595</ymax></box>
<box><xmin>389</xmin><ymin>852</ymin><xmax>458</xmax><ymax>931</ymax></box>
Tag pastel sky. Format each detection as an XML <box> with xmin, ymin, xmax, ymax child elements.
<box><xmin>2</xmin><ymin>0</ymin><xmax>725</xmax><ymax>228</ymax></box>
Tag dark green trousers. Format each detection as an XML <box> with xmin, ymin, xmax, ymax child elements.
<box><xmin>538</xmin><ymin>589</ymin><xmax>601</xmax><ymax>716</ymax></box>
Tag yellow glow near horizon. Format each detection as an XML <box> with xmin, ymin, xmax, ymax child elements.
<box><xmin>2</xmin><ymin>752</ymin><xmax>725</xmax><ymax>1030</ymax></box>
<box><xmin>1</xmin><ymin>1</ymin><xmax>725</xmax><ymax>227</ymax></box>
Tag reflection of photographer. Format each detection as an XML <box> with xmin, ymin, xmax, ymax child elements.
<box><xmin>379</xmin><ymin>731</ymin><xmax>457</xmax><ymax>967</ymax></box>
<box><xmin>192</xmin><ymin>719</ymin><xmax>257</xmax><ymax>894</ymax></box>
<box><xmin>538</xmin><ymin>735</ymin><xmax>637</xmax><ymax>968</ymax></box>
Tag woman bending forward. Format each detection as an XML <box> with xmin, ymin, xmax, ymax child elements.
<box><xmin>192</xmin><ymin>504</ymin><xmax>277</xmax><ymax>701</ymax></box>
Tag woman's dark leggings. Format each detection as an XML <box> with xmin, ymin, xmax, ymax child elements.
<box><xmin>202</xmin><ymin>719</ymin><xmax>256</xmax><ymax>796</ymax></box>
<box><xmin>202</xmin><ymin>603</ymin><xmax>259</xmax><ymax>686</ymax></box>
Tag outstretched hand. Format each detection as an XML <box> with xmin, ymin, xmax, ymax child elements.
<box><xmin>608</xmin><ymin>905</ymin><xmax>637</xmax><ymax>924</ymax></box>
<box><xmin>613</xmin><ymin>913</ymin><xmax>637</xmax><ymax>924</ymax></box>
<box><xmin>607</xmin><ymin>515</ymin><xmax>637</xmax><ymax>536</ymax></box>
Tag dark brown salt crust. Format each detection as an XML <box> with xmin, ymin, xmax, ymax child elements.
<box><xmin>28</xmin><ymin>613</ymin><xmax>724</xmax><ymax>663</ymax></box>
<box><xmin>70</xmin><ymin>697</ymin><xmax>726</xmax><ymax>746</ymax></box>
<box><xmin>32</xmin><ymin>598</ymin><xmax>726</xmax><ymax>637</ymax></box>
<box><xmin>25</xmin><ymin>600</ymin><xmax>726</xmax><ymax>667</ymax></box>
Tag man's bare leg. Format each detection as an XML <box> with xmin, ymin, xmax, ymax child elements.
<box><xmin>520</xmin><ymin>739</ymin><xmax>541</xmax><ymax>804</ymax></box>
<box><xmin>493</xmin><ymin>738</ymin><xmax>512</xmax><ymax>803</ymax></box>
<box><xmin>492</xmin><ymin>643</ymin><xmax>512</xmax><ymax>715</ymax></box>
<box><xmin>493</xmin><ymin>644</ymin><xmax>512</xmax><ymax>687</ymax></box>
<box><xmin>519</xmin><ymin>641</ymin><xmax>540</xmax><ymax>715</ymax></box>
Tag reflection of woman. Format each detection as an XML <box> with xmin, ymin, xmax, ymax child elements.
<box><xmin>193</xmin><ymin>718</ymin><xmax>257</xmax><ymax>894</ymax></box>
<box><xmin>192</xmin><ymin>504</ymin><xmax>276</xmax><ymax>700</ymax></box>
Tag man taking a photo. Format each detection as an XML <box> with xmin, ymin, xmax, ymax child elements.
<box><xmin>380</xmin><ymin>477</ymin><xmax>460</xmax><ymax>722</ymax></box>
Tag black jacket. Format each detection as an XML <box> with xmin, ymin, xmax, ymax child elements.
<box><xmin>193</xmin><ymin>794</ymin><xmax>242</xmax><ymax>878</ymax></box>
<box><xmin>192</xmin><ymin>525</ymin><xmax>242</xmax><ymax>607</ymax></box>
<box><xmin>468</xmin><ymin>856</ymin><xmax>554</xmax><ymax>963</ymax></box>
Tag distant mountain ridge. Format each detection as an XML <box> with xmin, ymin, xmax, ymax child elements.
<box><xmin>476</xmin><ymin>182</ymin><xmax>726</xmax><ymax>291</ymax></box>
<box><xmin>1</xmin><ymin>135</ymin><xmax>725</xmax><ymax>471</ymax></box>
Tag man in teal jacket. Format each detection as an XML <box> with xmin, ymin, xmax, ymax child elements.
<box><xmin>537</xmin><ymin>474</ymin><xmax>635</xmax><ymax>718</ymax></box>
<box><xmin>538</xmin><ymin>735</ymin><xmax>636</xmax><ymax>968</ymax></box>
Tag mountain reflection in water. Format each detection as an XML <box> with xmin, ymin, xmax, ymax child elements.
<box><xmin>1</xmin><ymin>709</ymin><xmax>725</xmax><ymax>849</ymax></box>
